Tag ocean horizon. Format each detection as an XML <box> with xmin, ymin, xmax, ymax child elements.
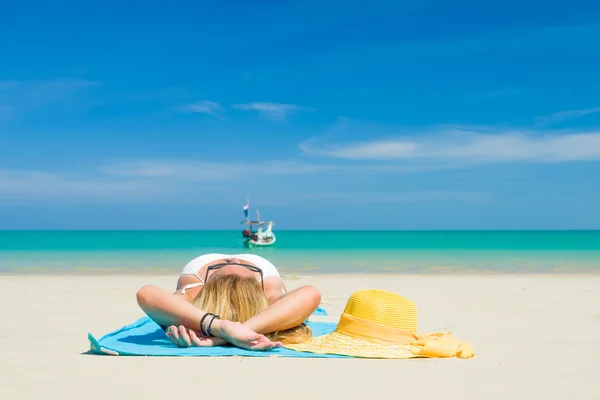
<box><xmin>1</xmin><ymin>230</ymin><xmax>599</xmax><ymax>275</ymax></box>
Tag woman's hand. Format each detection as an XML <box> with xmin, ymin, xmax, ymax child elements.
<box><xmin>166</xmin><ymin>325</ymin><xmax>227</xmax><ymax>347</ymax></box>
<box><xmin>165</xmin><ymin>321</ymin><xmax>282</xmax><ymax>351</ymax></box>
<box><xmin>211</xmin><ymin>319</ymin><xmax>282</xmax><ymax>351</ymax></box>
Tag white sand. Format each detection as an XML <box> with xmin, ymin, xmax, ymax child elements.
<box><xmin>1</xmin><ymin>274</ymin><xmax>599</xmax><ymax>399</ymax></box>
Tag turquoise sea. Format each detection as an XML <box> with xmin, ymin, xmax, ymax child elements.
<box><xmin>0</xmin><ymin>230</ymin><xmax>599</xmax><ymax>275</ymax></box>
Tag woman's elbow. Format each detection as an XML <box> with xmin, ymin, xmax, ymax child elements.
<box><xmin>136</xmin><ymin>285</ymin><xmax>158</xmax><ymax>309</ymax></box>
<box><xmin>302</xmin><ymin>285</ymin><xmax>322</xmax><ymax>310</ymax></box>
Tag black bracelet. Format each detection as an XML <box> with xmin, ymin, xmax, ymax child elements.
<box><xmin>199</xmin><ymin>313</ymin><xmax>212</xmax><ymax>336</ymax></box>
<box><xmin>206</xmin><ymin>314</ymin><xmax>220</xmax><ymax>337</ymax></box>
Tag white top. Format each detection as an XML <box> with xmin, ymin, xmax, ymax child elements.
<box><xmin>179</xmin><ymin>253</ymin><xmax>281</xmax><ymax>294</ymax></box>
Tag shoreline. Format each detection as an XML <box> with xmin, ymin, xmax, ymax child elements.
<box><xmin>2</xmin><ymin>268</ymin><xmax>600</xmax><ymax>276</ymax></box>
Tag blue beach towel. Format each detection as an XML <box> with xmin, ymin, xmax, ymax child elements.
<box><xmin>88</xmin><ymin>307</ymin><xmax>349</xmax><ymax>358</ymax></box>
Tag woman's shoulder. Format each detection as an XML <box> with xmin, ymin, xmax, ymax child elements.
<box><xmin>233</xmin><ymin>254</ymin><xmax>273</xmax><ymax>264</ymax></box>
<box><xmin>185</xmin><ymin>253</ymin><xmax>231</xmax><ymax>267</ymax></box>
<box><xmin>234</xmin><ymin>254</ymin><xmax>279</xmax><ymax>274</ymax></box>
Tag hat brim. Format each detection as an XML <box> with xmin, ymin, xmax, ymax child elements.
<box><xmin>285</xmin><ymin>330</ymin><xmax>423</xmax><ymax>359</ymax></box>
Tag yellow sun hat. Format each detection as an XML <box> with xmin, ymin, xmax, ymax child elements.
<box><xmin>286</xmin><ymin>289</ymin><xmax>475</xmax><ymax>359</ymax></box>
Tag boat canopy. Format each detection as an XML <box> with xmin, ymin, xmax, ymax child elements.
<box><xmin>241</xmin><ymin>220</ymin><xmax>266</xmax><ymax>225</ymax></box>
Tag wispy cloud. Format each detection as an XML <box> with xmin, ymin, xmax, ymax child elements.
<box><xmin>535</xmin><ymin>107</ymin><xmax>600</xmax><ymax>127</ymax></box>
<box><xmin>215</xmin><ymin>190</ymin><xmax>492</xmax><ymax>208</ymax></box>
<box><xmin>280</xmin><ymin>191</ymin><xmax>492</xmax><ymax>205</ymax></box>
<box><xmin>0</xmin><ymin>169</ymin><xmax>162</xmax><ymax>201</ymax></box>
<box><xmin>0</xmin><ymin>159</ymin><xmax>332</xmax><ymax>202</ymax></box>
<box><xmin>0</xmin><ymin>166</ymin><xmax>492</xmax><ymax>207</ymax></box>
<box><xmin>0</xmin><ymin>78</ymin><xmax>100</xmax><ymax>114</ymax></box>
<box><xmin>100</xmin><ymin>160</ymin><xmax>330</xmax><ymax>181</ymax></box>
<box><xmin>177</xmin><ymin>100</ymin><xmax>225</xmax><ymax>117</ymax></box>
<box><xmin>0</xmin><ymin>81</ymin><xmax>21</xmax><ymax>90</ymax></box>
<box><xmin>233</xmin><ymin>102</ymin><xmax>303</xmax><ymax>120</ymax></box>
<box><xmin>2</xmin><ymin>78</ymin><xmax>99</xmax><ymax>96</ymax></box>
<box><xmin>300</xmin><ymin>127</ymin><xmax>600</xmax><ymax>164</ymax></box>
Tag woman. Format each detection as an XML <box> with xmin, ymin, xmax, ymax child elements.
<box><xmin>136</xmin><ymin>253</ymin><xmax>321</xmax><ymax>351</ymax></box>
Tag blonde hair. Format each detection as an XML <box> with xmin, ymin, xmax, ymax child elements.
<box><xmin>193</xmin><ymin>274</ymin><xmax>312</xmax><ymax>344</ymax></box>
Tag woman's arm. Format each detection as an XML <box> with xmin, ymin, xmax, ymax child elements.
<box><xmin>162</xmin><ymin>285</ymin><xmax>321</xmax><ymax>348</ymax></box>
<box><xmin>136</xmin><ymin>285</ymin><xmax>280</xmax><ymax>350</ymax></box>
<box><xmin>137</xmin><ymin>283</ymin><xmax>320</xmax><ymax>333</ymax></box>
<box><xmin>137</xmin><ymin>284</ymin><xmax>206</xmax><ymax>328</ymax></box>
<box><xmin>244</xmin><ymin>285</ymin><xmax>321</xmax><ymax>333</ymax></box>
<box><xmin>263</xmin><ymin>276</ymin><xmax>287</xmax><ymax>304</ymax></box>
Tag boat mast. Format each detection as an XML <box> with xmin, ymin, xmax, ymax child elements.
<box><xmin>256</xmin><ymin>209</ymin><xmax>263</xmax><ymax>237</ymax></box>
<box><xmin>246</xmin><ymin>195</ymin><xmax>250</xmax><ymax>223</ymax></box>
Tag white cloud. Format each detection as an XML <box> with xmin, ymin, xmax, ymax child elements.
<box><xmin>32</xmin><ymin>78</ymin><xmax>99</xmax><ymax>93</ymax></box>
<box><xmin>211</xmin><ymin>190</ymin><xmax>492</xmax><ymax>208</ymax></box>
<box><xmin>535</xmin><ymin>107</ymin><xmax>600</xmax><ymax>126</ymax></box>
<box><xmin>300</xmin><ymin>128</ymin><xmax>600</xmax><ymax>164</ymax></box>
<box><xmin>100</xmin><ymin>160</ymin><xmax>330</xmax><ymax>181</ymax></box>
<box><xmin>177</xmin><ymin>100</ymin><xmax>225</xmax><ymax>117</ymax></box>
<box><xmin>0</xmin><ymin>160</ymin><xmax>333</xmax><ymax>202</ymax></box>
<box><xmin>0</xmin><ymin>81</ymin><xmax>21</xmax><ymax>90</ymax></box>
<box><xmin>233</xmin><ymin>102</ymin><xmax>302</xmax><ymax>120</ymax></box>
<box><xmin>4</xmin><ymin>78</ymin><xmax>99</xmax><ymax>96</ymax></box>
<box><xmin>0</xmin><ymin>167</ymin><xmax>492</xmax><ymax>207</ymax></box>
<box><xmin>0</xmin><ymin>169</ymin><xmax>160</xmax><ymax>200</ymax></box>
<box><xmin>0</xmin><ymin>78</ymin><xmax>100</xmax><ymax>113</ymax></box>
<box><xmin>281</xmin><ymin>191</ymin><xmax>491</xmax><ymax>204</ymax></box>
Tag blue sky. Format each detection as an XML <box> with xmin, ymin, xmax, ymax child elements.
<box><xmin>1</xmin><ymin>0</ymin><xmax>599</xmax><ymax>229</ymax></box>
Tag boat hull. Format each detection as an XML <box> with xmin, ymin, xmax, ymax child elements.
<box><xmin>243</xmin><ymin>234</ymin><xmax>277</xmax><ymax>247</ymax></box>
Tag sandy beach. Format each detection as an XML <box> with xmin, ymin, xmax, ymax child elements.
<box><xmin>1</xmin><ymin>273</ymin><xmax>599</xmax><ymax>399</ymax></box>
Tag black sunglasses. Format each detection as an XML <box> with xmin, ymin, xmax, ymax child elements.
<box><xmin>204</xmin><ymin>262</ymin><xmax>264</xmax><ymax>290</ymax></box>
